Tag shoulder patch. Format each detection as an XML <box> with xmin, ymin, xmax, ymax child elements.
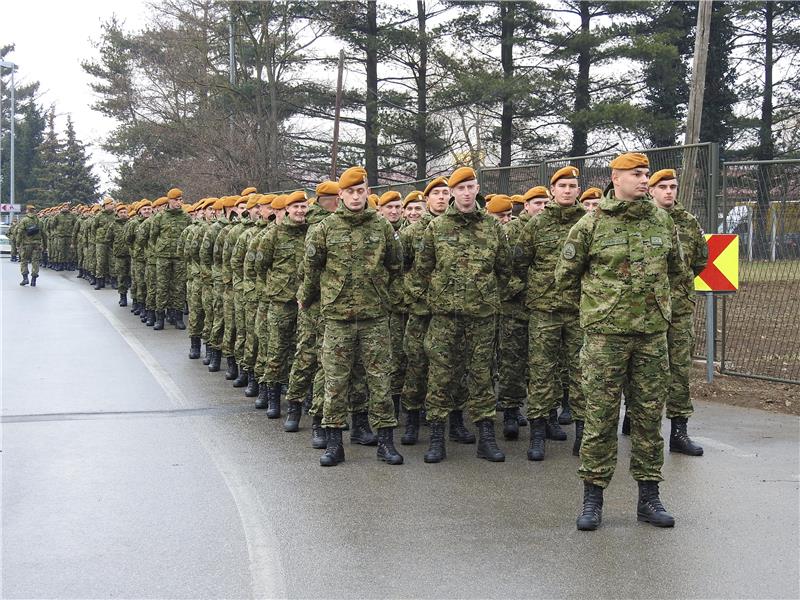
<box><xmin>562</xmin><ymin>242</ymin><xmax>576</xmax><ymax>260</ymax></box>
<box><xmin>306</xmin><ymin>244</ymin><xmax>316</xmax><ymax>257</ymax></box>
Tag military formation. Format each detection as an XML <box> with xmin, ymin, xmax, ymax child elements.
<box><xmin>10</xmin><ymin>152</ymin><xmax>708</xmax><ymax>531</ymax></box>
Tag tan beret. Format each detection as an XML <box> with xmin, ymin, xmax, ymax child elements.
<box><xmin>241</xmin><ymin>186</ymin><xmax>257</xmax><ymax>196</ymax></box>
<box><xmin>271</xmin><ymin>195</ymin><xmax>287</xmax><ymax>210</ymax></box>
<box><xmin>403</xmin><ymin>190</ymin><xmax>424</xmax><ymax>206</ymax></box>
<box><xmin>486</xmin><ymin>194</ymin><xmax>513</xmax><ymax>214</ymax></box>
<box><xmin>551</xmin><ymin>166</ymin><xmax>580</xmax><ymax>185</ymax></box>
<box><xmin>609</xmin><ymin>152</ymin><xmax>649</xmax><ymax>170</ymax></box>
<box><xmin>378</xmin><ymin>191</ymin><xmax>402</xmax><ymax>206</ymax></box>
<box><xmin>285</xmin><ymin>190</ymin><xmax>308</xmax><ymax>206</ymax></box>
<box><xmin>511</xmin><ymin>194</ymin><xmax>524</xmax><ymax>204</ymax></box>
<box><xmin>153</xmin><ymin>197</ymin><xmax>169</xmax><ymax>207</ymax></box>
<box><xmin>258</xmin><ymin>194</ymin><xmax>276</xmax><ymax>206</ymax></box>
<box><xmin>448</xmin><ymin>167</ymin><xmax>477</xmax><ymax>188</ymax></box>
<box><xmin>423</xmin><ymin>177</ymin><xmax>449</xmax><ymax>197</ymax></box>
<box><xmin>648</xmin><ymin>169</ymin><xmax>677</xmax><ymax>187</ymax></box>
<box><xmin>522</xmin><ymin>186</ymin><xmax>550</xmax><ymax>202</ymax></box>
<box><xmin>246</xmin><ymin>195</ymin><xmax>260</xmax><ymax>210</ymax></box>
<box><xmin>579</xmin><ymin>187</ymin><xmax>603</xmax><ymax>202</ymax></box>
<box><xmin>167</xmin><ymin>188</ymin><xmax>183</xmax><ymax>200</ymax></box>
<box><xmin>316</xmin><ymin>180</ymin><xmax>340</xmax><ymax>197</ymax></box>
<box><xmin>367</xmin><ymin>194</ymin><xmax>378</xmax><ymax>208</ymax></box>
<box><xmin>212</xmin><ymin>198</ymin><xmax>225</xmax><ymax>211</ymax></box>
<box><xmin>101</xmin><ymin>196</ymin><xmax>114</xmax><ymax>206</ymax></box>
<box><xmin>338</xmin><ymin>166</ymin><xmax>368</xmax><ymax>189</ymax></box>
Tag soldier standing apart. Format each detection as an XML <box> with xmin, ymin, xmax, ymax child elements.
<box><xmin>407</xmin><ymin>167</ymin><xmax>511</xmax><ymax>463</ymax></box>
<box><xmin>299</xmin><ymin>166</ymin><xmax>403</xmax><ymax>467</ymax></box>
<box><xmin>17</xmin><ymin>204</ymin><xmax>43</xmax><ymax>286</ymax></box>
<box><xmin>648</xmin><ymin>169</ymin><xmax>707</xmax><ymax>456</ymax></box>
<box><xmin>150</xmin><ymin>188</ymin><xmax>192</xmax><ymax>330</ymax></box>
<box><xmin>556</xmin><ymin>153</ymin><xmax>685</xmax><ymax>531</ymax></box>
<box><xmin>515</xmin><ymin>167</ymin><xmax>585</xmax><ymax>461</ymax></box>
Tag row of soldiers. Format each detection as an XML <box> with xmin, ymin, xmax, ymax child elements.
<box><xmin>22</xmin><ymin>151</ymin><xmax>707</xmax><ymax>531</ymax></box>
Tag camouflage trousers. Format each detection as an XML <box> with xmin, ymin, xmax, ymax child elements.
<box><xmin>85</xmin><ymin>245</ymin><xmax>96</xmax><ymax>276</ymax></box>
<box><xmin>208</xmin><ymin>279</ymin><xmax>226</xmax><ymax>350</ymax></box>
<box><xmin>262</xmin><ymin>300</ymin><xmax>298</xmax><ymax>385</ymax></box>
<box><xmin>155</xmin><ymin>256</ymin><xmax>187</xmax><ymax>311</ymax></box>
<box><xmin>200</xmin><ymin>275</ymin><xmax>215</xmax><ymax>340</ymax></box>
<box><xmin>254</xmin><ymin>300</ymin><xmax>271</xmax><ymax>381</ymax></box>
<box><xmin>241</xmin><ymin>297</ymin><xmax>260</xmax><ymax>371</ymax></box>
<box><xmin>424</xmin><ymin>314</ymin><xmax>497</xmax><ymax>424</ymax></box>
<box><xmin>286</xmin><ymin>302</ymin><xmax>320</xmax><ymax>404</ymax></box>
<box><xmin>114</xmin><ymin>255</ymin><xmax>131</xmax><ymax>295</ymax></box>
<box><xmin>667</xmin><ymin>316</ymin><xmax>694</xmax><ymax>419</ymax></box>
<box><xmin>233</xmin><ymin>286</ymin><xmax>247</xmax><ymax>363</ymax></box>
<box><xmin>131</xmin><ymin>258</ymin><xmax>146</xmax><ymax>304</ymax></box>
<box><xmin>527</xmin><ymin>310</ymin><xmax>585</xmax><ymax>421</ymax></box>
<box><xmin>187</xmin><ymin>274</ymin><xmax>206</xmax><ymax>338</ymax></box>
<box><xmin>321</xmin><ymin>317</ymin><xmax>398</xmax><ymax>430</ymax></box>
<box><xmin>74</xmin><ymin>240</ymin><xmax>82</xmax><ymax>267</ymax></box>
<box><xmin>95</xmin><ymin>243</ymin><xmax>110</xmax><ymax>277</ymax></box>
<box><xmin>145</xmin><ymin>259</ymin><xmax>157</xmax><ymax>309</ymax></box>
<box><xmin>221</xmin><ymin>283</ymin><xmax>237</xmax><ymax>356</ymax></box>
<box><xmin>579</xmin><ymin>332</ymin><xmax>668</xmax><ymax>488</ymax></box>
<box><xmin>497</xmin><ymin>314</ymin><xmax>529</xmax><ymax>410</ymax></box>
<box><xmin>401</xmin><ymin>314</ymin><xmax>430</xmax><ymax>411</ymax></box>
<box><xmin>388</xmin><ymin>311</ymin><xmax>407</xmax><ymax>395</ymax></box>
<box><xmin>19</xmin><ymin>245</ymin><xmax>42</xmax><ymax>276</ymax></box>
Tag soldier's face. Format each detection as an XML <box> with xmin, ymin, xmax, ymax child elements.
<box><xmin>340</xmin><ymin>183</ymin><xmax>369</xmax><ymax>212</ymax></box>
<box><xmin>490</xmin><ymin>210</ymin><xmax>512</xmax><ymax>224</ymax></box>
<box><xmin>104</xmin><ymin>204</ymin><xmax>114</xmax><ymax>212</ymax></box>
<box><xmin>525</xmin><ymin>198</ymin><xmax>548</xmax><ymax>216</ymax></box>
<box><xmin>379</xmin><ymin>200</ymin><xmax>403</xmax><ymax>223</ymax></box>
<box><xmin>551</xmin><ymin>179</ymin><xmax>580</xmax><ymax>206</ymax></box>
<box><xmin>141</xmin><ymin>207</ymin><xmax>152</xmax><ymax>218</ymax></box>
<box><xmin>318</xmin><ymin>195</ymin><xmax>339</xmax><ymax>212</ymax></box>
<box><xmin>262</xmin><ymin>206</ymin><xmax>274</xmax><ymax>220</ymax></box>
<box><xmin>451</xmin><ymin>180</ymin><xmax>479</xmax><ymax>213</ymax></box>
<box><xmin>235</xmin><ymin>202</ymin><xmax>247</xmax><ymax>215</ymax></box>
<box><xmin>168</xmin><ymin>198</ymin><xmax>182</xmax><ymax>210</ymax></box>
<box><xmin>613</xmin><ymin>168</ymin><xmax>650</xmax><ymax>201</ymax></box>
<box><xmin>426</xmin><ymin>187</ymin><xmax>450</xmax><ymax>215</ymax></box>
<box><xmin>582</xmin><ymin>198</ymin><xmax>600</xmax><ymax>213</ymax></box>
<box><xmin>404</xmin><ymin>202</ymin><xmax>424</xmax><ymax>223</ymax></box>
<box><xmin>117</xmin><ymin>209</ymin><xmax>128</xmax><ymax>220</ymax></box>
<box><xmin>286</xmin><ymin>201</ymin><xmax>308</xmax><ymax>223</ymax></box>
<box><xmin>650</xmin><ymin>180</ymin><xmax>678</xmax><ymax>210</ymax></box>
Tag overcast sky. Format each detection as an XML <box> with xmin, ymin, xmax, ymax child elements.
<box><xmin>2</xmin><ymin>0</ymin><xmax>150</xmax><ymax>190</ymax></box>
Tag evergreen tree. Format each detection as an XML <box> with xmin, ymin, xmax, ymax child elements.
<box><xmin>60</xmin><ymin>115</ymin><xmax>99</xmax><ymax>202</ymax></box>
<box><xmin>25</xmin><ymin>108</ymin><xmax>64</xmax><ymax>206</ymax></box>
<box><xmin>700</xmin><ymin>0</ymin><xmax>737</xmax><ymax>151</ymax></box>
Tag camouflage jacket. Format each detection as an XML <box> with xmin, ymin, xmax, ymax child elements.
<box><xmin>124</xmin><ymin>217</ymin><xmax>144</xmax><ymax>259</ymax></box>
<box><xmin>299</xmin><ymin>204</ymin><xmax>401</xmax><ymax>321</ymax></box>
<box><xmin>135</xmin><ymin>218</ymin><xmax>154</xmax><ymax>261</ymax></box>
<box><xmin>150</xmin><ymin>207</ymin><xmax>192</xmax><ymax>259</ymax></box>
<box><xmin>223</xmin><ymin>219</ymin><xmax>250</xmax><ymax>289</ymax></box>
<box><xmin>231</xmin><ymin>220</ymin><xmax>259</xmax><ymax>297</ymax></box>
<box><xmin>399</xmin><ymin>211</ymin><xmax>435</xmax><ymax>316</ymax></box>
<box><xmin>554</xmin><ymin>191</ymin><xmax>686</xmax><ymax>335</ymax></box>
<box><xmin>294</xmin><ymin>205</ymin><xmax>333</xmax><ymax>309</ymax></box>
<box><xmin>667</xmin><ymin>202</ymin><xmax>707</xmax><ymax>319</ymax></box>
<box><xmin>53</xmin><ymin>212</ymin><xmax>77</xmax><ymax>238</ymax></box>
<box><xmin>501</xmin><ymin>212</ymin><xmax>531</xmax><ymax>318</ymax></box>
<box><xmin>105</xmin><ymin>216</ymin><xmax>131</xmax><ymax>257</ymax></box>
<box><xmin>256</xmin><ymin>218</ymin><xmax>309</xmax><ymax>303</ymax></box>
<box><xmin>16</xmin><ymin>214</ymin><xmax>43</xmax><ymax>246</ymax></box>
<box><xmin>212</xmin><ymin>219</ymin><xmax>235</xmax><ymax>284</ymax></box>
<box><xmin>243</xmin><ymin>221</ymin><xmax>272</xmax><ymax>300</ymax></box>
<box><xmin>407</xmin><ymin>205</ymin><xmax>511</xmax><ymax>318</ymax></box>
<box><xmin>514</xmin><ymin>201</ymin><xmax>586</xmax><ymax>314</ymax></box>
<box><xmin>93</xmin><ymin>210</ymin><xmax>115</xmax><ymax>245</ymax></box>
<box><xmin>201</xmin><ymin>218</ymin><xmax>227</xmax><ymax>282</ymax></box>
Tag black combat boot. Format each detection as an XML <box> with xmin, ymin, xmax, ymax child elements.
<box><xmin>621</xmin><ymin>410</ymin><xmax>631</xmax><ymax>435</ymax></box>
<box><xmin>132</xmin><ymin>302</ymin><xmax>141</xmax><ymax>315</ymax></box>
<box><xmin>189</xmin><ymin>336</ymin><xmax>201</xmax><ymax>359</ymax></box>
<box><xmin>558</xmin><ymin>391</ymin><xmax>573</xmax><ymax>425</ymax></box>
<box><xmin>224</xmin><ymin>356</ymin><xmax>238</xmax><ymax>380</ymax></box>
<box><xmin>319</xmin><ymin>428</ymin><xmax>345</xmax><ymax>467</ymax></box>
<box><xmin>233</xmin><ymin>366</ymin><xmax>248</xmax><ymax>388</ymax></box>
<box><xmin>30</xmin><ymin>274</ymin><xmax>37</xmax><ymax>287</ymax></box>
<box><xmin>669</xmin><ymin>417</ymin><xmax>703</xmax><ymax>456</ymax></box>
<box><xmin>448</xmin><ymin>410</ymin><xmax>476</xmax><ymax>444</ymax></box>
<box><xmin>119</xmin><ymin>293</ymin><xmax>127</xmax><ymax>307</ymax></box>
<box><xmin>284</xmin><ymin>402</ymin><xmax>302</xmax><ymax>432</ymax></box>
<box><xmin>146</xmin><ymin>310</ymin><xmax>155</xmax><ymax>327</ymax></box>
<box><xmin>166</xmin><ymin>309</ymin><xmax>175</xmax><ymax>326</ymax></box>
<box><xmin>20</xmin><ymin>273</ymin><xmax>29</xmax><ymax>286</ymax></box>
<box><xmin>424</xmin><ymin>422</ymin><xmax>446</xmax><ymax>463</ymax></box>
<box><xmin>311</xmin><ymin>416</ymin><xmax>327</xmax><ymax>449</ymax></box>
<box><xmin>202</xmin><ymin>343</ymin><xmax>211</xmax><ymax>365</ymax></box>
<box><xmin>255</xmin><ymin>384</ymin><xmax>269</xmax><ymax>409</ymax></box>
<box><xmin>527</xmin><ymin>418</ymin><xmax>547</xmax><ymax>461</ymax></box>
<box><xmin>153</xmin><ymin>311</ymin><xmax>165</xmax><ymax>330</ymax></box>
<box><xmin>637</xmin><ymin>481</ymin><xmax>675</xmax><ymax>527</ymax></box>
<box><xmin>244</xmin><ymin>372</ymin><xmax>259</xmax><ymax>398</ymax></box>
<box><xmin>377</xmin><ymin>428</ymin><xmax>404</xmax><ymax>465</ymax></box>
<box><xmin>207</xmin><ymin>348</ymin><xmax>221</xmax><ymax>372</ymax></box>
<box><xmin>503</xmin><ymin>407</ymin><xmax>521</xmax><ymax>440</ymax></box>
<box><xmin>576</xmin><ymin>482</ymin><xmax>604</xmax><ymax>531</ymax></box>
<box><xmin>94</xmin><ymin>276</ymin><xmax>104</xmax><ymax>290</ymax></box>
<box><xmin>476</xmin><ymin>420</ymin><xmax>505</xmax><ymax>462</ymax></box>
<box><xmin>401</xmin><ymin>409</ymin><xmax>420</xmax><ymax>445</ymax></box>
<box><xmin>572</xmin><ymin>420</ymin><xmax>584</xmax><ymax>456</ymax></box>
<box><xmin>88</xmin><ymin>274</ymin><xmax>96</xmax><ymax>286</ymax></box>
<box><xmin>173</xmin><ymin>309</ymin><xmax>186</xmax><ymax>330</ymax></box>
<box><xmin>350</xmin><ymin>412</ymin><xmax>377</xmax><ymax>446</ymax></box>
<box><xmin>546</xmin><ymin>408</ymin><xmax>567</xmax><ymax>441</ymax></box>
<box><xmin>266</xmin><ymin>384</ymin><xmax>282</xmax><ymax>418</ymax></box>
<box><xmin>517</xmin><ymin>412</ymin><xmax>529</xmax><ymax>427</ymax></box>
<box><xmin>110</xmin><ymin>277</ymin><xmax>118</xmax><ymax>289</ymax></box>
<box><xmin>76</xmin><ymin>268</ymin><xmax>83</xmax><ymax>278</ymax></box>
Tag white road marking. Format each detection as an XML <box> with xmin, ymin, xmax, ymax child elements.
<box><xmin>691</xmin><ymin>436</ymin><xmax>757</xmax><ymax>458</ymax></box>
<box><xmin>79</xmin><ymin>288</ymin><xmax>286</xmax><ymax>599</ymax></box>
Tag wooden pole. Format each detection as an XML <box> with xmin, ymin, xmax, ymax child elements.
<box><xmin>330</xmin><ymin>50</ymin><xmax>345</xmax><ymax>180</ymax></box>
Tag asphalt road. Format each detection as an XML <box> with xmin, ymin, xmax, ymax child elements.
<box><xmin>2</xmin><ymin>260</ymin><xmax>799</xmax><ymax>599</ymax></box>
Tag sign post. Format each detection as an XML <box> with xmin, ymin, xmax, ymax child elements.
<box><xmin>694</xmin><ymin>234</ymin><xmax>739</xmax><ymax>383</ymax></box>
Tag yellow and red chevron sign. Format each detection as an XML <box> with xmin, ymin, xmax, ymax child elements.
<box><xmin>694</xmin><ymin>234</ymin><xmax>739</xmax><ymax>292</ymax></box>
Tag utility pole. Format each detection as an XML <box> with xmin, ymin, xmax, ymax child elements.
<box><xmin>228</xmin><ymin>6</ymin><xmax>236</xmax><ymax>139</ymax></box>
<box><xmin>684</xmin><ymin>0</ymin><xmax>712</xmax><ymax>146</ymax></box>
<box><xmin>0</xmin><ymin>60</ymin><xmax>17</xmax><ymax>205</ymax></box>
<box><xmin>330</xmin><ymin>50</ymin><xmax>345</xmax><ymax>180</ymax></box>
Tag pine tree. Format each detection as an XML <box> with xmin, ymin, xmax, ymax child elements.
<box><xmin>700</xmin><ymin>0</ymin><xmax>737</xmax><ymax>152</ymax></box>
<box><xmin>59</xmin><ymin>115</ymin><xmax>99</xmax><ymax>202</ymax></box>
<box><xmin>25</xmin><ymin>108</ymin><xmax>64</xmax><ymax>206</ymax></box>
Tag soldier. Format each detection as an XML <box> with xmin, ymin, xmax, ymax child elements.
<box><xmin>106</xmin><ymin>203</ymin><xmax>132</xmax><ymax>306</ymax></box>
<box><xmin>150</xmin><ymin>188</ymin><xmax>192</xmax><ymax>330</ymax></box>
<box><xmin>52</xmin><ymin>204</ymin><xmax>76</xmax><ymax>271</ymax></box>
<box><xmin>93</xmin><ymin>197</ymin><xmax>116</xmax><ymax>289</ymax></box>
<box><xmin>486</xmin><ymin>194</ymin><xmax>513</xmax><ymax>224</ymax></box>
<box><xmin>298</xmin><ymin>166</ymin><xmax>403</xmax><ymax>467</ymax></box>
<box><xmin>580</xmin><ymin>187</ymin><xmax>602</xmax><ymax>213</ymax></box>
<box><xmin>402</xmin><ymin>191</ymin><xmax>425</xmax><ymax>224</ymax></box>
<box><xmin>555</xmin><ymin>152</ymin><xmax>684</xmax><ymax>531</ymax></box>
<box><xmin>16</xmin><ymin>204</ymin><xmax>43</xmax><ymax>286</ymax></box>
<box><xmin>219</xmin><ymin>195</ymin><xmax>247</xmax><ymax>377</ymax></box>
<box><xmin>648</xmin><ymin>169</ymin><xmax>707</xmax><ymax>456</ymax></box>
<box><xmin>197</xmin><ymin>198</ymin><xmax>222</xmax><ymax>363</ymax></box>
<box><xmin>514</xmin><ymin>167</ymin><xmax>585</xmax><ymax>461</ymax></box>
<box><xmin>407</xmin><ymin>167</ymin><xmax>511</xmax><ymax>463</ymax></box>
<box><xmin>124</xmin><ymin>201</ymin><xmax>145</xmax><ymax>315</ymax></box>
<box><xmin>9</xmin><ymin>218</ymin><xmax>20</xmax><ymax>262</ymax></box>
<box><xmin>181</xmin><ymin>200</ymin><xmax>208</xmax><ymax>358</ymax></box>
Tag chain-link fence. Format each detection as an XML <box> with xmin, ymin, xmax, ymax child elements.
<box><xmin>371</xmin><ymin>178</ymin><xmax>429</xmax><ymax>198</ymax></box>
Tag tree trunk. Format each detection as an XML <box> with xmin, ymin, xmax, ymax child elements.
<box><xmin>499</xmin><ymin>1</ymin><xmax>515</xmax><ymax>171</ymax></box>
<box><xmin>756</xmin><ymin>0</ymin><xmax>774</xmax><ymax>259</ymax></box>
<box><xmin>570</xmin><ymin>0</ymin><xmax>591</xmax><ymax>157</ymax></box>
<box><xmin>415</xmin><ymin>0</ymin><xmax>427</xmax><ymax>181</ymax></box>
<box><xmin>365</xmin><ymin>0</ymin><xmax>379</xmax><ymax>185</ymax></box>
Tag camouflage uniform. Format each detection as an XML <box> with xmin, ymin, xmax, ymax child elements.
<box><xmin>387</xmin><ymin>220</ymin><xmax>407</xmax><ymax>397</ymax></box>
<box><xmin>201</xmin><ymin>216</ymin><xmax>229</xmax><ymax>350</ymax></box>
<box><xmin>231</xmin><ymin>216</ymin><xmax>258</xmax><ymax>366</ymax></box>
<box><xmin>16</xmin><ymin>213</ymin><xmax>44</xmax><ymax>276</ymax></box>
<box><xmin>124</xmin><ymin>215</ymin><xmax>145</xmax><ymax>306</ymax></box>
<box><xmin>150</xmin><ymin>207</ymin><xmax>191</xmax><ymax>312</ymax></box>
<box><xmin>182</xmin><ymin>220</ymin><xmax>208</xmax><ymax>337</ymax></box>
<box><xmin>514</xmin><ymin>201</ymin><xmax>586</xmax><ymax>420</ymax></box>
<box><xmin>221</xmin><ymin>216</ymin><xmax>246</xmax><ymax>358</ymax></box>
<box><xmin>555</xmin><ymin>191</ymin><xmax>686</xmax><ymax>487</ymax></box>
<box><xmin>93</xmin><ymin>209</ymin><xmax>115</xmax><ymax>278</ymax></box>
<box><xmin>209</xmin><ymin>218</ymin><xmax>233</xmax><ymax>352</ymax></box>
<box><xmin>298</xmin><ymin>205</ymin><xmax>400</xmax><ymax>430</ymax></box>
<box><xmin>106</xmin><ymin>215</ymin><xmax>131</xmax><ymax>295</ymax></box>
<box><xmin>242</xmin><ymin>219</ymin><xmax>271</xmax><ymax>372</ymax></box>
<box><xmin>406</xmin><ymin>205</ymin><xmax>511</xmax><ymax>424</ymax></box>
<box><xmin>52</xmin><ymin>211</ymin><xmax>77</xmax><ymax>267</ymax></box>
<box><xmin>9</xmin><ymin>221</ymin><xmax>19</xmax><ymax>260</ymax></box>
